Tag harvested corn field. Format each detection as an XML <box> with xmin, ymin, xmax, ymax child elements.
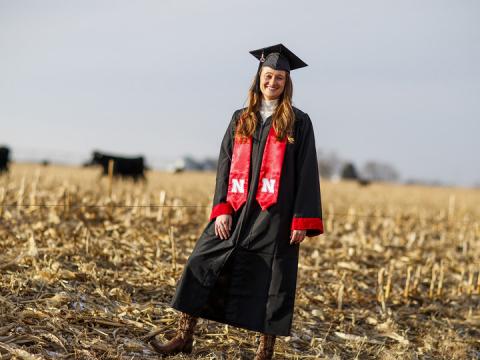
<box><xmin>0</xmin><ymin>164</ymin><xmax>479</xmax><ymax>359</ymax></box>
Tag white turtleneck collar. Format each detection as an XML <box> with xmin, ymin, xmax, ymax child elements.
<box><xmin>259</xmin><ymin>98</ymin><xmax>279</xmax><ymax>122</ymax></box>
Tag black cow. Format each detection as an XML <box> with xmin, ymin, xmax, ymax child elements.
<box><xmin>0</xmin><ymin>146</ymin><xmax>10</xmax><ymax>173</ymax></box>
<box><xmin>87</xmin><ymin>150</ymin><xmax>146</xmax><ymax>181</ymax></box>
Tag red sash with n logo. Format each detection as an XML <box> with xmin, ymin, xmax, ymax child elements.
<box><xmin>226</xmin><ymin>136</ymin><xmax>252</xmax><ymax>211</ymax></box>
<box><xmin>226</xmin><ymin>125</ymin><xmax>287</xmax><ymax>211</ymax></box>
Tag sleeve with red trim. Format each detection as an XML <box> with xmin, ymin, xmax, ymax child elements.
<box><xmin>291</xmin><ymin>113</ymin><xmax>324</xmax><ymax>237</ymax></box>
<box><xmin>209</xmin><ymin>110</ymin><xmax>240</xmax><ymax>221</ymax></box>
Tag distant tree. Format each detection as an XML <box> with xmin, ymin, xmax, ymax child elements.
<box><xmin>405</xmin><ymin>178</ymin><xmax>447</xmax><ymax>187</ymax></box>
<box><xmin>341</xmin><ymin>162</ymin><xmax>359</xmax><ymax>180</ymax></box>
<box><xmin>202</xmin><ymin>158</ymin><xmax>217</xmax><ymax>171</ymax></box>
<box><xmin>182</xmin><ymin>156</ymin><xmax>203</xmax><ymax>170</ymax></box>
<box><xmin>317</xmin><ymin>149</ymin><xmax>342</xmax><ymax>179</ymax></box>
<box><xmin>362</xmin><ymin>161</ymin><xmax>399</xmax><ymax>182</ymax></box>
<box><xmin>170</xmin><ymin>156</ymin><xmax>218</xmax><ymax>172</ymax></box>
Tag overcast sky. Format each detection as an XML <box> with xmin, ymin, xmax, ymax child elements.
<box><xmin>1</xmin><ymin>0</ymin><xmax>479</xmax><ymax>187</ymax></box>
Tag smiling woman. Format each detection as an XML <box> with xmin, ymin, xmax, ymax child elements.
<box><xmin>260</xmin><ymin>67</ymin><xmax>286</xmax><ymax>100</ymax></box>
<box><xmin>150</xmin><ymin>44</ymin><xmax>324</xmax><ymax>360</ymax></box>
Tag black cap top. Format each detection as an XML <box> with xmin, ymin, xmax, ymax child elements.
<box><xmin>249</xmin><ymin>43</ymin><xmax>308</xmax><ymax>72</ymax></box>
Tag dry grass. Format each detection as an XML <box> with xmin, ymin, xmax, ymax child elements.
<box><xmin>0</xmin><ymin>163</ymin><xmax>479</xmax><ymax>359</ymax></box>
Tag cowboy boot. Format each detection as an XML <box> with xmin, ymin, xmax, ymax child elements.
<box><xmin>254</xmin><ymin>333</ymin><xmax>276</xmax><ymax>360</ymax></box>
<box><xmin>150</xmin><ymin>312</ymin><xmax>198</xmax><ymax>356</ymax></box>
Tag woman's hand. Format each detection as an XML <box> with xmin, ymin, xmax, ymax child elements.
<box><xmin>215</xmin><ymin>214</ymin><xmax>232</xmax><ymax>240</ymax></box>
<box><xmin>290</xmin><ymin>230</ymin><xmax>307</xmax><ymax>244</ymax></box>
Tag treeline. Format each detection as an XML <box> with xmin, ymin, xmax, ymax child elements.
<box><xmin>317</xmin><ymin>149</ymin><xmax>399</xmax><ymax>184</ymax></box>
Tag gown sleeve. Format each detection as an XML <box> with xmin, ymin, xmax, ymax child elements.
<box><xmin>291</xmin><ymin>113</ymin><xmax>324</xmax><ymax>237</ymax></box>
<box><xmin>209</xmin><ymin>110</ymin><xmax>239</xmax><ymax>220</ymax></box>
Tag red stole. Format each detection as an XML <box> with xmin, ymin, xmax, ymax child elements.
<box><xmin>226</xmin><ymin>125</ymin><xmax>287</xmax><ymax>211</ymax></box>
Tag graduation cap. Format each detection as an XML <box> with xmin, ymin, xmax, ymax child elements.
<box><xmin>249</xmin><ymin>43</ymin><xmax>308</xmax><ymax>72</ymax></box>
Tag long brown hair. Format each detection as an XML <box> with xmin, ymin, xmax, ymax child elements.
<box><xmin>236</xmin><ymin>68</ymin><xmax>295</xmax><ymax>143</ymax></box>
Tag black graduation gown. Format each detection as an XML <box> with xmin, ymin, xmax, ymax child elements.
<box><xmin>170</xmin><ymin>107</ymin><xmax>323</xmax><ymax>336</ymax></box>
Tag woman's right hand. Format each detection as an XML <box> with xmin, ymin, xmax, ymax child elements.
<box><xmin>215</xmin><ymin>214</ymin><xmax>232</xmax><ymax>240</ymax></box>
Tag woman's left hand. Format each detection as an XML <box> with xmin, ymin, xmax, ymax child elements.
<box><xmin>290</xmin><ymin>230</ymin><xmax>307</xmax><ymax>244</ymax></box>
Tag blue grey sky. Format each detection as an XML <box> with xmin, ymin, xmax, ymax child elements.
<box><xmin>1</xmin><ymin>0</ymin><xmax>479</xmax><ymax>186</ymax></box>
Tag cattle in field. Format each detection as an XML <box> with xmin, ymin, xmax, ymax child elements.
<box><xmin>0</xmin><ymin>146</ymin><xmax>10</xmax><ymax>173</ymax></box>
<box><xmin>87</xmin><ymin>151</ymin><xmax>146</xmax><ymax>181</ymax></box>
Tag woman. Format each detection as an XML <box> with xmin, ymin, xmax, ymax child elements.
<box><xmin>150</xmin><ymin>44</ymin><xmax>324</xmax><ymax>359</ymax></box>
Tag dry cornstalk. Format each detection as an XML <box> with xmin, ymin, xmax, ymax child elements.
<box><xmin>84</xmin><ymin>227</ymin><xmax>90</xmax><ymax>255</ymax></box>
<box><xmin>170</xmin><ymin>226</ymin><xmax>177</xmax><ymax>274</ymax></box>
<box><xmin>462</xmin><ymin>240</ymin><xmax>469</xmax><ymax>257</ymax></box>
<box><xmin>385</xmin><ymin>266</ymin><xmax>393</xmax><ymax>300</ymax></box>
<box><xmin>157</xmin><ymin>190</ymin><xmax>167</xmax><ymax>222</ymax></box>
<box><xmin>377</xmin><ymin>268</ymin><xmax>385</xmax><ymax>302</ymax></box>
<box><xmin>30</xmin><ymin>179</ymin><xmax>37</xmax><ymax>209</ymax></box>
<box><xmin>63</xmin><ymin>188</ymin><xmax>70</xmax><ymax>215</ymax></box>
<box><xmin>418</xmin><ymin>231</ymin><xmax>426</xmax><ymax>247</ymax></box>
<box><xmin>377</xmin><ymin>268</ymin><xmax>386</xmax><ymax>312</ymax></box>
<box><xmin>327</xmin><ymin>203</ymin><xmax>335</xmax><ymax>233</ymax></box>
<box><xmin>436</xmin><ymin>261</ymin><xmax>444</xmax><ymax>297</ymax></box>
<box><xmin>429</xmin><ymin>263</ymin><xmax>438</xmax><ymax>298</ymax></box>
<box><xmin>337</xmin><ymin>273</ymin><xmax>345</xmax><ymax>311</ymax></box>
<box><xmin>403</xmin><ymin>266</ymin><xmax>413</xmax><ymax>298</ymax></box>
<box><xmin>467</xmin><ymin>269</ymin><xmax>475</xmax><ymax>296</ymax></box>
<box><xmin>17</xmin><ymin>176</ymin><xmax>25</xmax><ymax>208</ymax></box>
<box><xmin>476</xmin><ymin>269</ymin><xmax>480</xmax><ymax>294</ymax></box>
<box><xmin>406</xmin><ymin>232</ymin><xmax>416</xmax><ymax>249</ymax></box>
<box><xmin>0</xmin><ymin>186</ymin><xmax>5</xmax><ymax>217</ymax></box>
<box><xmin>174</xmin><ymin>198</ymin><xmax>184</xmax><ymax>221</ymax></box>
<box><xmin>131</xmin><ymin>196</ymin><xmax>139</xmax><ymax>216</ymax></box>
<box><xmin>108</xmin><ymin>159</ymin><xmax>114</xmax><ymax>197</ymax></box>
<box><xmin>347</xmin><ymin>206</ymin><xmax>356</xmax><ymax>223</ymax></box>
<box><xmin>143</xmin><ymin>194</ymin><xmax>150</xmax><ymax>218</ymax></box>
<box><xmin>0</xmin><ymin>342</ymin><xmax>45</xmax><ymax>360</ymax></box>
<box><xmin>412</xmin><ymin>265</ymin><xmax>422</xmax><ymax>295</ymax></box>
<box><xmin>458</xmin><ymin>266</ymin><xmax>466</xmax><ymax>295</ymax></box>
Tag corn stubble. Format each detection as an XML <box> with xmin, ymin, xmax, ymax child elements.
<box><xmin>0</xmin><ymin>164</ymin><xmax>478</xmax><ymax>359</ymax></box>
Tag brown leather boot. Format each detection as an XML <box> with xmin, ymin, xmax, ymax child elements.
<box><xmin>254</xmin><ymin>333</ymin><xmax>276</xmax><ymax>360</ymax></box>
<box><xmin>150</xmin><ymin>312</ymin><xmax>198</xmax><ymax>356</ymax></box>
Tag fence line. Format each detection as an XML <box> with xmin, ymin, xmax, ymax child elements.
<box><xmin>1</xmin><ymin>203</ymin><xmax>208</xmax><ymax>209</ymax></box>
<box><xmin>0</xmin><ymin>203</ymin><xmax>477</xmax><ymax>222</ymax></box>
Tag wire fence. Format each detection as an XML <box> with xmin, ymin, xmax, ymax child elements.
<box><xmin>0</xmin><ymin>202</ymin><xmax>477</xmax><ymax>223</ymax></box>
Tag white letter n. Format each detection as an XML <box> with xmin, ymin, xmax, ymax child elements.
<box><xmin>261</xmin><ymin>178</ymin><xmax>275</xmax><ymax>193</ymax></box>
<box><xmin>232</xmin><ymin>179</ymin><xmax>245</xmax><ymax>193</ymax></box>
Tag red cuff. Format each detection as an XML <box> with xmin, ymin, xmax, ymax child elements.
<box><xmin>291</xmin><ymin>217</ymin><xmax>324</xmax><ymax>237</ymax></box>
<box><xmin>209</xmin><ymin>202</ymin><xmax>233</xmax><ymax>220</ymax></box>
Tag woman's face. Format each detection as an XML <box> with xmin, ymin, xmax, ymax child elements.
<box><xmin>259</xmin><ymin>66</ymin><xmax>287</xmax><ymax>101</ymax></box>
